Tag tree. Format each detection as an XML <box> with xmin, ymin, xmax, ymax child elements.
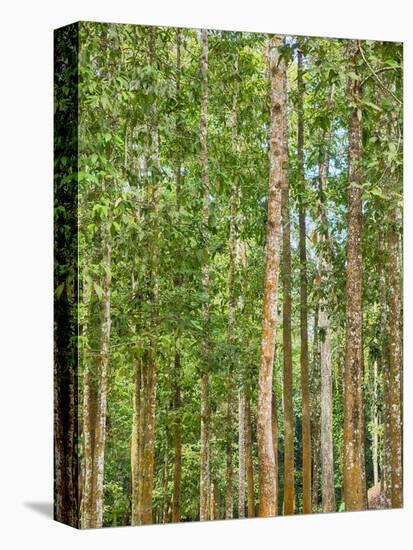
<box><xmin>282</xmin><ymin>50</ymin><xmax>295</xmax><ymax>516</ymax></box>
<box><xmin>343</xmin><ymin>40</ymin><xmax>367</xmax><ymax>511</ymax></box>
<box><xmin>257</xmin><ymin>35</ymin><xmax>285</xmax><ymax>517</ymax></box>
<box><xmin>297</xmin><ymin>46</ymin><xmax>312</xmax><ymax>514</ymax></box>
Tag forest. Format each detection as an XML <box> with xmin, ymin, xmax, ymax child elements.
<box><xmin>54</xmin><ymin>22</ymin><xmax>403</xmax><ymax>528</ymax></box>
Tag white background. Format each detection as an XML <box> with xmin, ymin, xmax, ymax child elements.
<box><xmin>0</xmin><ymin>0</ymin><xmax>411</xmax><ymax>548</ymax></box>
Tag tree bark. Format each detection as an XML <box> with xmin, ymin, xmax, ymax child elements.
<box><xmin>245</xmin><ymin>394</ymin><xmax>255</xmax><ymax>518</ymax></box>
<box><xmin>82</xmin><ymin>223</ymin><xmax>111</xmax><ymax>529</ymax></box>
<box><xmin>378</xmin><ymin>225</ymin><xmax>391</xmax><ymax>508</ymax></box>
<box><xmin>271</xmin><ymin>390</ymin><xmax>279</xmax><ymax>514</ymax></box>
<box><xmin>130</xmin><ymin>353</ymin><xmax>141</xmax><ymax>525</ymax></box>
<box><xmin>257</xmin><ymin>35</ymin><xmax>285</xmax><ymax>517</ymax></box>
<box><xmin>225</xmin><ymin>59</ymin><xmax>239</xmax><ymax>520</ymax></box>
<box><xmin>319</xmin><ymin>305</ymin><xmax>336</xmax><ymax>512</ymax></box>
<box><xmin>141</xmin><ymin>28</ymin><xmax>160</xmax><ymax>525</ymax></box>
<box><xmin>238</xmin><ymin>389</ymin><xmax>246</xmax><ymax>518</ymax></box>
<box><xmin>370</xmin><ymin>360</ymin><xmax>379</xmax><ymax>487</ymax></box>
<box><xmin>318</xmin><ymin>144</ymin><xmax>336</xmax><ymax>514</ymax></box>
<box><xmin>281</xmin><ymin>59</ymin><xmax>295</xmax><ymax>516</ymax></box>
<box><xmin>172</xmin><ymin>349</ymin><xmax>182</xmax><ymax>522</ymax></box>
<box><xmin>310</xmin><ymin>305</ymin><xmax>320</xmax><ymax>510</ymax></box>
<box><xmin>388</xmin><ymin>209</ymin><xmax>403</xmax><ymax>508</ymax></box>
<box><xmin>343</xmin><ymin>40</ymin><xmax>367</xmax><ymax>511</ymax></box>
<box><xmin>297</xmin><ymin>48</ymin><xmax>312</xmax><ymax>514</ymax></box>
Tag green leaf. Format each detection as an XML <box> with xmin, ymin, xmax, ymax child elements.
<box><xmin>94</xmin><ymin>282</ymin><xmax>103</xmax><ymax>300</ymax></box>
<box><xmin>55</xmin><ymin>282</ymin><xmax>65</xmax><ymax>299</ymax></box>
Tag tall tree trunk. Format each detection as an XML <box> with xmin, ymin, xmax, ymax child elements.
<box><xmin>137</xmin><ymin>359</ymin><xmax>146</xmax><ymax>523</ymax></box>
<box><xmin>281</xmin><ymin>59</ymin><xmax>295</xmax><ymax>517</ymax></box>
<box><xmin>162</xmin><ymin>436</ymin><xmax>169</xmax><ymax>523</ymax></box>
<box><xmin>225</xmin><ymin>59</ymin><xmax>239</xmax><ymax>520</ymax></box>
<box><xmin>310</xmin><ymin>304</ymin><xmax>320</xmax><ymax>510</ymax></box>
<box><xmin>343</xmin><ymin>40</ymin><xmax>367</xmax><ymax>511</ymax></box>
<box><xmin>82</xmin><ymin>222</ymin><xmax>111</xmax><ymax>528</ymax></box>
<box><xmin>370</xmin><ymin>359</ymin><xmax>379</xmax><ymax>487</ymax></box>
<box><xmin>297</xmin><ymin>47</ymin><xmax>312</xmax><ymax>514</ymax></box>
<box><xmin>141</xmin><ymin>28</ymin><xmax>160</xmax><ymax>525</ymax></box>
<box><xmin>130</xmin><ymin>352</ymin><xmax>141</xmax><ymax>525</ymax></box>
<box><xmin>388</xmin><ymin>209</ymin><xmax>402</xmax><ymax>508</ymax></box>
<box><xmin>318</xmin><ymin>149</ymin><xmax>336</xmax><ymax>513</ymax></box>
<box><xmin>319</xmin><ymin>304</ymin><xmax>336</xmax><ymax>512</ymax></box>
<box><xmin>271</xmin><ymin>391</ymin><xmax>279</xmax><ymax>513</ymax></box>
<box><xmin>172</xmin><ymin>27</ymin><xmax>183</xmax><ymax>525</ymax></box>
<box><xmin>199</xmin><ymin>28</ymin><xmax>211</xmax><ymax>522</ymax></box>
<box><xmin>172</xmin><ymin>348</ymin><xmax>182</xmax><ymax>522</ymax></box>
<box><xmin>379</xmin><ymin>225</ymin><xmax>391</xmax><ymax>508</ymax></box>
<box><xmin>245</xmin><ymin>394</ymin><xmax>255</xmax><ymax>518</ymax></box>
<box><xmin>257</xmin><ymin>35</ymin><xmax>285</xmax><ymax>517</ymax></box>
<box><xmin>238</xmin><ymin>389</ymin><xmax>246</xmax><ymax>518</ymax></box>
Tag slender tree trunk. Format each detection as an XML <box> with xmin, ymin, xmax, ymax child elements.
<box><xmin>271</xmin><ymin>391</ymin><xmax>279</xmax><ymax>514</ymax></box>
<box><xmin>199</xmin><ymin>28</ymin><xmax>211</xmax><ymax>522</ymax></box>
<box><xmin>388</xmin><ymin>209</ymin><xmax>403</xmax><ymax>508</ymax></box>
<box><xmin>245</xmin><ymin>394</ymin><xmax>255</xmax><ymax>518</ymax></box>
<box><xmin>371</xmin><ymin>360</ymin><xmax>379</xmax><ymax>487</ymax></box>
<box><xmin>136</xmin><ymin>353</ymin><xmax>146</xmax><ymax>523</ymax></box>
<box><xmin>162</xmin><ymin>436</ymin><xmax>169</xmax><ymax>523</ymax></box>
<box><xmin>238</xmin><ymin>389</ymin><xmax>246</xmax><ymax>518</ymax></box>
<box><xmin>319</xmin><ymin>305</ymin><xmax>336</xmax><ymax>512</ymax></box>
<box><xmin>226</xmin><ymin>61</ymin><xmax>239</xmax><ymax>520</ymax></box>
<box><xmin>311</xmin><ymin>305</ymin><xmax>321</xmax><ymax>510</ymax></box>
<box><xmin>297</xmin><ymin>48</ymin><xmax>312</xmax><ymax>514</ymax></box>
<box><xmin>131</xmin><ymin>353</ymin><xmax>141</xmax><ymax>525</ymax></box>
<box><xmin>379</xmin><ymin>225</ymin><xmax>391</xmax><ymax>508</ymax></box>
<box><xmin>172</xmin><ymin>349</ymin><xmax>182</xmax><ymax>522</ymax></box>
<box><xmin>257</xmin><ymin>35</ymin><xmax>285</xmax><ymax>518</ymax></box>
<box><xmin>343</xmin><ymin>40</ymin><xmax>367</xmax><ymax>511</ymax></box>
<box><xmin>141</xmin><ymin>28</ymin><xmax>160</xmax><ymax>525</ymax></box>
<box><xmin>318</xmin><ymin>159</ymin><xmax>335</xmax><ymax>513</ymax></box>
<box><xmin>82</xmin><ymin>222</ymin><xmax>111</xmax><ymax>529</ymax></box>
<box><xmin>281</xmin><ymin>60</ymin><xmax>295</xmax><ymax>516</ymax></box>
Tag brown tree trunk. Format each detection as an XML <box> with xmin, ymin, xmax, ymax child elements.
<box><xmin>131</xmin><ymin>353</ymin><xmax>141</xmax><ymax>525</ymax></box>
<box><xmin>281</xmin><ymin>61</ymin><xmax>295</xmax><ymax>516</ymax></box>
<box><xmin>388</xmin><ymin>209</ymin><xmax>403</xmax><ymax>508</ymax></box>
<box><xmin>225</xmin><ymin>60</ymin><xmax>239</xmax><ymax>520</ymax></box>
<box><xmin>172</xmin><ymin>349</ymin><xmax>182</xmax><ymax>523</ymax></box>
<box><xmin>314</xmin><ymin>83</ymin><xmax>336</xmax><ymax>514</ymax></box>
<box><xmin>162</xmin><ymin>436</ymin><xmax>169</xmax><ymax>523</ymax></box>
<box><xmin>137</xmin><ymin>360</ymin><xmax>146</xmax><ymax>523</ymax></box>
<box><xmin>257</xmin><ymin>35</ymin><xmax>285</xmax><ymax>518</ymax></box>
<box><xmin>370</xmin><ymin>359</ymin><xmax>379</xmax><ymax>487</ymax></box>
<box><xmin>238</xmin><ymin>389</ymin><xmax>246</xmax><ymax>518</ymax></box>
<box><xmin>319</xmin><ymin>304</ymin><xmax>336</xmax><ymax>512</ymax></box>
<box><xmin>379</xmin><ymin>225</ymin><xmax>391</xmax><ymax>508</ymax></box>
<box><xmin>199</xmin><ymin>28</ymin><xmax>211</xmax><ymax>522</ymax></box>
<box><xmin>141</xmin><ymin>28</ymin><xmax>160</xmax><ymax>525</ymax></box>
<box><xmin>297</xmin><ymin>48</ymin><xmax>312</xmax><ymax>514</ymax></box>
<box><xmin>310</xmin><ymin>305</ymin><xmax>320</xmax><ymax>510</ymax></box>
<box><xmin>245</xmin><ymin>394</ymin><xmax>255</xmax><ymax>518</ymax></box>
<box><xmin>82</xmin><ymin>223</ymin><xmax>111</xmax><ymax>529</ymax></box>
<box><xmin>271</xmin><ymin>391</ymin><xmax>279</xmax><ymax>514</ymax></box>
<box><xmin>343</xmin><ymin>40</ymin><xmax>367</xmax><ymax>511</ymax></box>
